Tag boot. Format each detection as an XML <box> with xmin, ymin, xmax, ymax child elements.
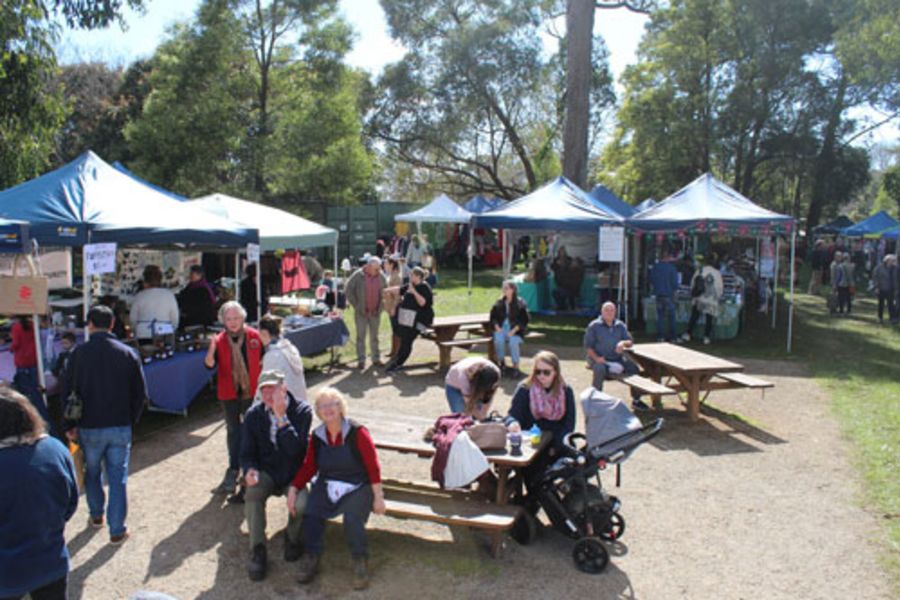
<box><xmin>352</xmin><ymin>556</ymin><xmax>369</xmax><ymax>590</ymax></box>
<box><xmin>296</xmin><ymin>553</ymin><xmax>320</xmax><ymax>584</ymax></box>
<box><xmin>248</xmin><ymin>543</ymin><xmax>267</xmax><ymax>581</ymax></box>
<box><xmin>212</xmin><ymin>468</ymin><xmax>238</xmax><ymax>495</ymax></box>
<box><xmin>284</xmin><ymin>535</ymin><xmax>303</xmax><ymax>562</ymax></box>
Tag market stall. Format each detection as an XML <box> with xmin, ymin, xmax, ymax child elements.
<box><xmin>627</xmin><ymin>173</ymin><xmax>796</xmax><ymax>350</ymax></box>
<box><xmin>472</xmin><ymin>177</ymin><xmax>625</xmax><ymax>315</ymax></box>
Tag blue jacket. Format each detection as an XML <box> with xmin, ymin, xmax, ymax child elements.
<box><xmin>62</xmin><ymin>331</ymin><xmax>147</xmax><ymax>430</ymax></box>
<box><xmin>649</xmin><ymin>260</ymin><xmax>679</xmax><ymax>298</ymax></box>
<box><xmin>0</xmin><ymin>437</ymin><xmax>78</xmax><ymax>596</ymax></box>
<box><xmin>240</xmin><ymin>393</ymin><xmax>313</xmax><ymax>488</ymax></box>
<box><xmin>504</xmin><ymin>383</ymin><xmax>576</xmax><ymax>451</ymax></box>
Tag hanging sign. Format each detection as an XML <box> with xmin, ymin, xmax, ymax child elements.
<box><xmin>247</xmin><ymin>243</ymin><xmax>260</xmax><ymax>264</ymax></box>
<box><xmin>83</xmin><ymin>243</ymin><xmax>117</xmax><ymax>276</ymax></box>
<box><xmin>598</xmin><ymin>226</ymin><xmax>625</xmax><ymax>262</ymax></box>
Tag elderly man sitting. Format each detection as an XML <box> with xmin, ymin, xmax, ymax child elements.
<box><xmin>584</xmin><ymin>301</ymin><xmax>649</xmax><ymax>411</ymax></box>
<box><xmin>241</xmin><ymin>369</ymin><xmax>313</xmax><ymax>582</ymax></box>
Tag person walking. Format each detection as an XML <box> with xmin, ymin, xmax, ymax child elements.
<box><xmin>241</xmin><ymin>370</ymin><xmax>312</xmax><ymax>582</ymax></box>
<box><xmin>872</xmin><ymin>254</ymin><xmax>897</xmax><ymax>324</ymax></box>
<box><xmin>680</xmin><ymin>255</ymin><xmax>723</xmax><ymax>344</ymax></box>
<box><xmin>381</xmin><ymin>256</ymin><xmax>403</xmax><ymax>360</ymax></box>
<box><xmin>649</xmin><ymin>251</ymin><xmax>679</xmax><ymax>342</ymax></box>
<box><xmin>205</xmin><ymin>301</ymin><xmax>263</xmax><ymax>501</ymax></box>
<box><xmin>62</xmin><ymin>305</ymin><xmax>147</xmax><ymax>545</ymax></box>
<box><xmin>807</xmin><ymin>239</ymin><xmax>828</xmax><ymax>295</ymax></box>
<box><xmin>0</xmin><ymin>388</ymin><xmax>79</xmax><ymax>600</ymax></box>
<box><xmin>345</xmin><ymin>257</ymin><xmax>387</xmax><ymax>370</ymax></box>
<box><xmin>834</xmin><ymin>252</ymin><xmax>854</xmax><ymax>315</ymax></box>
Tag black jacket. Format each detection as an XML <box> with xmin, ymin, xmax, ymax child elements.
<box><xmin>504</xmin><ymin>383</ymin><xmax>576</xmax><ymax>452</ymax></box>
<box><xmin>63</xmin><ymin>332</ymin><xmax>147</xmax><ymax>430</ymax></box>
<box><xmin>177</xmin><ymin>281</ymin><xmax>216</xmax><ymax>327</ymax></box>
<box><xmin>240</xmin><ymin>393</ymin><xmax>313</xmax><ymax>488</ymax></box>
<box><xmin>489</xmin><ymin>297</ymin><xmax>529</xmax><ymax>335</ymax></box>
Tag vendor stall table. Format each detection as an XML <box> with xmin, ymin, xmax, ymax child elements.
<box><xmin>512</xmin><ymin>273</ymin><xmax>600</xmax><ymax>314</ymax></box>
<box><xmin>282</xmin><ymin>315</ymin><xmax>349</xmax><ymax>359</ymax></box>
<box><xmin>642</xmin><ymin>296</ymin><xmax>743</xmax><ymax>340</ymax></box>
<box><xmin>144</xmin><ymin>350</ymin><xmax>214</xmax><ymax>415</ymax></box>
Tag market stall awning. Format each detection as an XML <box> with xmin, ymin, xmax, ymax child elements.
<box><xmin>0</xmin><ymin>218</ymin><xmax>28</xmax><ymax>253</ymax></box>
<box><xmin>189</xmin><ymin>193</ymin><xmax>337</xmax><ymax>252</ymax></box>
<box><xmin>111</xmin><ymin>161</ymin><xmax>187</xmax><ymax>201</ymax></box>
<box><xmin>463</xmin><ymin>195</ymin><xmax>504</xmax><ymax>214</ymax></box>
<box><xmin>812</xmin><ymin>215</ymin><xmax>854</xmax><ymax>235</ymax></box>
<box><xmin>0</xmin><ymin>151</ymin><xmax>257</xmax><ymax>247</ymax></box>
<box><xmin>627</xmin><ymin>173</ymin><xmax>793</xmax><ymax>233</ymax></box>
<box><xmin>588</xmin><ymin>183</ymin><xmax>636</xmax><ymax>218</ymax></box>
<box><xmin>839</xmin><ymin>210</ymin><xmax>899</xmax><ymax>237</ymax></box>
<box><xmin>472</xmin><ymin>177</ymin><xmax>622</xmax><ymax>231</ymax></box>
<box><xmin>881</xmin><ymin>225</ymin><xmax>900</xmax><ymax>240</ymax></box>
<box><xmin>394</xmin><ymin>194</ymin><xmax>473</xmax><ymax>224</ymax></box>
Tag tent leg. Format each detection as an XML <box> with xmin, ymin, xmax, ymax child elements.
<box><xmin>467</xmin><ymin>228</ymin><xmax>473</xmax><ymax>296</ymax></box>
<box><xmin>787</xmin><ymin>229</ymin><xmax>796</xmax><ymax>352</ymax></box>
<box><xmin>32</xmin><ymin>315</ymin><xmax>48</xmax><ymax>413</ymax></box>
<box><xmin>772</xmin><ymin>236</ymin><xmax>780</xmax><ymax>329</ymax></box>
<box><xmin>255</xmin><ymin>255</ymin><xmax>262</xmax><ymax>324</ymax></box>
<box><xmin>82</xmin><ymin>242</ymin><xmax>90</xmax><ymax>342</ymax></box>
<box><xmin>333</xmin><ymin>240</ymin><xmax>338</xmax><ymax>294</ymax></box>
<box><xmin>234</xmin><ymin>251</ymin><xmax>240</xmax><ymax>302</ymax></box>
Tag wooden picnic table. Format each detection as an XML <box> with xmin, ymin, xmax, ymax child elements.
<box><xmin>625</xmin><ymin>342</ymin><xmax>771</xmax><ymax>421</ymax></box>
<box><xmin>427</xmin><ymin>313</ymin><xmax>495</xmax><ymax>369</ymax></box>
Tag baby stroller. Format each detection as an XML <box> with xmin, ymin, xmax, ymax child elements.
<box><xmin>523</xmin><ymin>418</ymin><xmax>664</xmax><ymax>574</ymax></box>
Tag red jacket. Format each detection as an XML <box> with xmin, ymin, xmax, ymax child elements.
<box><xmin>213</xmin><ymin>327</ymin><xmax>262</xmax><ymax>401</ymax></box>
<box><xmin>10</xmin><ymin>321</ymin><xmax>37</xmax><ymax>369</ymax></box>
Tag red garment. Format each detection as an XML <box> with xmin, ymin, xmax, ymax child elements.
<box><xmin>364</xmin><ymin>273</ymin><xmax>381</xmax><ymax>316</ymax></box>
<box><xmin>281</xmin><ymin>251</ymin><xmax>310</xmax><ymax>293</ymax></box>
<box><xmin>429</xmin><ymin>414</ymin><xmax>474</xmax><ymax>487</ymax></box>
<box><xmin>213</xmin><ymin>327</ymin><xmax>262</xmax><ymax>401</ymax></box>
<box><xmin>10</xmin><ymin>321</ymin><xmax>37</xmax><ymax>368</ymax></box>
<box><xmin>291</xmin><ymin>425</ymin><xmax>381</xmax><ymax>489</ymax></box>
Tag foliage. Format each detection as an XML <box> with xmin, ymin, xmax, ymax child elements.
<box><xmin>55</xmin><ymin>62</ymin><xmax>124</xmax><ymax>163</ymax></box>
<box><xmin>0</xmin><ymin>0</ymin><xmax>67</xmax><ymax>189</ymax></box>
<box><xmin>47</xmin><ymin>0</ymin><xmax>144</xmax><ymax>29</ymax></box>
<box><xmin>370</xmin><ymin>0</ymin><xmax>614</xmax><ymax>200</ymax></box>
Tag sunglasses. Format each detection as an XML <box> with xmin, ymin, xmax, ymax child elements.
<box><xmin>534</xmin><ymin>368</ymin><xmax>554</xmax><ymax>377</ymax></box>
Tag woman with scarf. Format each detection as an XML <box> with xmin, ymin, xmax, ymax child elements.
<box><xmin>0</xmin><ymin>387</ymin><xmax>78</xmax><ymax>600</ymax></box>
<box><xmin>504</xmin><ymin>350</ymin><xmax>575</xmax><ymax>455</ymax></box>
<box><xmin>256</xmin><ymin>315</ymin><xmax>307</xmax><ymax>404</ymax></box>
<box><xmin>205</xmin><ymin>301</ymin><xmax>263</xmax><ymax>501</ymax></box>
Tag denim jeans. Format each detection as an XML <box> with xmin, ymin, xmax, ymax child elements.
<box><xmin>13</xmin><ymin>366</ymin><xmax>49</xmax><ymax>425</ymax></box>
<box><xmin>79</xmin><ymin>426</ymin><xmax>132</xmax><ymax>536</ymax></box>
<box><xmin>492</xmin><ymin>320</ymin><xmax>522</xmax><ymax>366</ymax></box>
<box><xmin>445</xmin><ymin>385</ymin><xmax>465</xmax><ymax>413</ymax></box>
<box><xmin>655</xmin><ymin>296</ymin><xmax>676</xmax><ymax>341</ymax></box>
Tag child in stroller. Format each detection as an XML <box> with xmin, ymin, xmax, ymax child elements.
<box><xmin>515</xmin><ymin>410</ymin><xmax>663</xmax><ymax>574</ymax></box>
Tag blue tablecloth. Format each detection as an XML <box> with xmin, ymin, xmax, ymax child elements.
<box><xmin>143</xmin><ymin>350</ymin><xmax>215</xmax><ymax>414</ymax></box>
<box><xmin>283</xmin><ymin>316</ymin><xmax>349</xmax><ymax>357</ymax></box>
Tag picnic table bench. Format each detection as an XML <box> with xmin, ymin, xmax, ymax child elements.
<box><xmin>424</xmin><ymin>314</ymin><xmax>546</xmax><ymax>369</ymax></box>
<box><xmin>356</xmin><ymin>407</ymin><xmax>550</xmax><ymax>556</ymax></box>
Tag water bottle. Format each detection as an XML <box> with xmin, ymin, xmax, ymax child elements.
<box><xmin>509</xmin><ymin>430</ymin><xmax>522</xmax><ymax>456</ymax></box>
<box><xmin>529</xmin><ymin>424</ymin><xmax>542</xmax><ymax>447</ymax></box>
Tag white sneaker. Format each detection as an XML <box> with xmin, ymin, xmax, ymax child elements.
<box><xmin>679</xmin><ymin>333</ymin><xmax>691</xmax><ymax>342</ymax></box>
<box><xmin>703</xmin><ymin>337</ymin><xmax>711</xmax><ymax>345</ymax></box>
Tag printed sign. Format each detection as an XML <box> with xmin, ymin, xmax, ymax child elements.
<box><xmin>84</xmin><ymin>243</ymin><xmax>118</xmax><ymax>275</ymax></box>
<box><xmin>247</xmin><ymin>243</ymin><xmax>260</xmax><ymax>263</ymax></box>
<box><xmin>598</xmin><ymin>226</ymin><xmax>625</xmax><ymax>263</ymax></box>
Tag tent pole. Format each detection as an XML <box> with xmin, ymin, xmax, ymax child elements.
<box><xmin>771</xmin><ymin>235</ymin><xmax>780</xmax><ymax>329</ymax></box>
<box><xmin>787</xmin><ymin>228</ymin><xmax>796</xmax><ymax>352</ymax></box>
<box><xmin>255</xmin><ymin>253</ymin><xmax>262</xmax><ymax>324</ymax></box>
<box><xmin>234</xmin><ymin>251</ymin><xmax>240</xmax><ymax>302</ymax></box>
<box><xmin>467</xmin><ymin>224</ymin><xmax>473</xmax><ymax>296</ymax></box>
<box><xmin>623</xmin><ymin>232</ymin><xmax>629</xmax><ymax>324</ymax></box>
<box><xmin>82</xmin><ymin>231</ymin><xmax>91</xmax><ymax>342</ymax></box>
<box><xmin>332</xmin><ymin>239</ymin><xmax>338</xmax><ymax>294</ymax></box>
<box><xmin>28</xmin><ymin>248</ymin><xmax>48</xmax><ymax>416</ymax></box>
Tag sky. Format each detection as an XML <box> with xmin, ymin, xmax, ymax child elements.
<box><xmin>54</xmin><ymin>0</ymin><xmax>893</xmax><ymax>147</ymax></box>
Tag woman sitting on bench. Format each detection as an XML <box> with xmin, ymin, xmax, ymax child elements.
<box><xmin>489</xmin><ymin>280</ymin><xmax>530</xmax><ymax>378</ymax></box>
<box><xmin>287</xmin><ymin>388</ymin><xmax>385</xmax><ymax>590</ymax></box>
<box><xmin>505</xmin><ymin>350</ymin><xmax>576</xmax><ymax>453</ymax></box>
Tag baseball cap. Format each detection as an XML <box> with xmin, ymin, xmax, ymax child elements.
<box><xmin>257</xmin><ymin>370</ymin><xmax>285</xmax><ymax>388</ymax></box>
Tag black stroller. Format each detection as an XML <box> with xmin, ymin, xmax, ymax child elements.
<box><xmin>517</xmin><ymin>418</ymin><xmax>664</xmax><ymax>574</ymax></box>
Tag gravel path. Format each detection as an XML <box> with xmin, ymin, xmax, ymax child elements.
<box><xmin>65</xmin><ymin>343</ymin><xmax>893</xmax><ymax>599</ymax></box>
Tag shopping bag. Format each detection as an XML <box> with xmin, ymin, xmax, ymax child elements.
<box><xmin>397</xmin><ymin>307</ymin><xmax>417</xmax><ymax>328</ymax></box>
<box><xmin>0</xmin><ymin>255</ymin><xmax>48</xmax><ymax>315</ymax></box>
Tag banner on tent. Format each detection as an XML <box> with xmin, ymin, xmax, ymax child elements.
<box><xmin>84</xmin><ymin>243</ymin><xmax>117</xmax><ymax>275</ymax></box>
<box><xmin>598</xmin><ymin>226</ymin><xmax>625</xmax><ymax>262</ymax></box>
<box><xmin>0</xmin><ymin>249</ymin><xmax>71</xmax><ymax>290</ymax></box>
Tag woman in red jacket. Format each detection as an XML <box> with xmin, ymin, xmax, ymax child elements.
<box><xmin>205</xmin><ymin>301</ymin><xmax>262</xmax><ymax>499</ymax></box>
<box><xmin>9</xmin><ymin>316</ymin><xmax>48</xmax><ymax>423</ymax></box>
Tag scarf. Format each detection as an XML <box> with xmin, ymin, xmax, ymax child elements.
<box><xmin>529</xmin><ymin>382</ymin><xmax>566</xmax><ymax>421</ymax></box>
<box><xmin>228</xmin><ymin>329</ymin><xmax>251</xmax><ymax>400</ymax></box>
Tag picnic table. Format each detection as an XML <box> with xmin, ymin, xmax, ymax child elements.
<box><xmin>355</xmin><ymin>407</ymin><xmax>551</xmax><ymax>555</ymax></box>
<box><xmin>424</xmin><ymin>314</ymin><xmax>545</xmax><ymax>370</ymax></box>
<box><xmin>625</xmin><ymin>342</ymin><xmax>773</xmax><ymax>421</ymax></box>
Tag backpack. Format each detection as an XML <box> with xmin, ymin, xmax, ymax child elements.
<box><xmin>691</xmin><ymin>272</ymin><xmax>706</xmax><ymax>298</ymax></box>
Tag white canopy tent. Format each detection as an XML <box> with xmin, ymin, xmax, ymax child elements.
<box><xmin>190</xmin><ymin>193</ymin><xmax>339</xmax><ymax>321</ymax></box>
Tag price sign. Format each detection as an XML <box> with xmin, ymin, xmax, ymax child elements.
<box><xmin>84</xmin><ymin>243</ymin><xmax>117</xmax><ymax>275</ymax></box>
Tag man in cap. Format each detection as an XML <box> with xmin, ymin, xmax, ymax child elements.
<box><xmin>344</xmin><ymin>256</ymin><xmax>388</xmax><ymax>369</ymax></box>
<box><xmin>241</xmin><ymin>369</ymin><xmax>313</xmax><ymax>581</ymax></box>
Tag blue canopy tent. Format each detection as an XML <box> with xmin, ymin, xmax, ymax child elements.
<box><xmin>635</xmin><ymin>198</ymin><xmax>657</xmax><ymax>213</ymax></box>
<box><xmin>588</xmin><ymin>183</ymin><xmax>636</xmax><ymax>218</ymax></box>
<box><xmin>628</xmin><ymin>173</ymin><xmax>797</xmax><ymax>350</ymax></box>
<box><xmin>112</xmin><ymin>161</ymin><xmax>188</xmax><ymax>201</ymax></box>
<box><xmin>839</xmin><ymin>210</ymin><xmax>899</xmax><ymax>237</ymax></box>
<box><xmin>473</xmin><ymin>177</ymin><xmax>625</xmax><ymax>311</ymax></box>
<box><xmin>812</xmin><ymin>215</ymin><xmax>854</xmax><ymax>235</ymax></box>
<box><xmin>463</xmin><ymin>195</ymin><xmax>504</xmax><ymax>214</ymax></box>
<box><xmin>881</xmin><ymin>225</ymin><xmax>900</xmax><ymax>240</ymax></box>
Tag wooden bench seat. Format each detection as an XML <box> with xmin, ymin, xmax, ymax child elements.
<box><xmin>621</xmin><ymin>374</ymin><xmax>677</xmax><ymax>395</ymax></box>
<box><xmin>437</xmin><ymin>336</ymin><xmax>492</xmax><ymax>349</ymax></box>
<box><xmin>523</xmin><ymin>331</ymin><xmax>546</xmax><ymax>340</ymax></box>
<box><xmin>715</xmin><ymin>372</ymin><xmax>774</xmax><ymax>389</ymax></box>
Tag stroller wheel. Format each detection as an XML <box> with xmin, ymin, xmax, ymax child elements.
<box><xmin>511</xmin><ymin>512</ymin><xmax>539</xmax><ymax>545</ymax></box>
<box><xmin>599</xmin><ymin>512</ymin><xmax>626</xmax><ymax>541</ymax></box>
<box><xmin>572</xmin><ymin>536</ymin><xmax>609</xmax><ymax>574</ymax></box>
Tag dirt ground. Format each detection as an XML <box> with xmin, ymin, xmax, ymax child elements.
<box><xmin>65</xmin><ymin>342</ymin><xmax>893</xmax><ymax>600</ymax></box>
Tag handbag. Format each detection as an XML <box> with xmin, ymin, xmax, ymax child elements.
<box><xmin>62</xmin><ymin>352</ymin><xmax>82</xmax><ymax>422</ymax></box>
<box><xmin>467</xmin><ymin>412</ymin><xmax>508</xmax><ymax>451</ymax></box>
<box><xmin>397</xmin><ymin>307</ymin><xmax>417</xmax><ymax>328</ymax></box>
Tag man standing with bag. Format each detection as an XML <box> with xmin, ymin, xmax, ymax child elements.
<box><xmin>344</xmin><ymin>257</ymin><xmax>387</xmax><ymax>370</ymax></box>
<box><xmin>63</xmin><ymin>305</ymin><xmax>147</xmax><ymax>545</ymax></box>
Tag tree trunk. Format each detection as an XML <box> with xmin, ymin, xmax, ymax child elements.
<box><xmin>562</xmin><ymin>0</ymin><xmax>595</xmax><ymax>188</ymax></box>
<box><xmin>805</xmin><ymin>75</ymin><xmax>847</xmax><ymax>234</ymax></box>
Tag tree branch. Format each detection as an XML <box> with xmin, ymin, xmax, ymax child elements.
<box><xmin>594</xmin><ymin>0</ymin><xmax>656</xmax><ymax>15</ymax></box>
